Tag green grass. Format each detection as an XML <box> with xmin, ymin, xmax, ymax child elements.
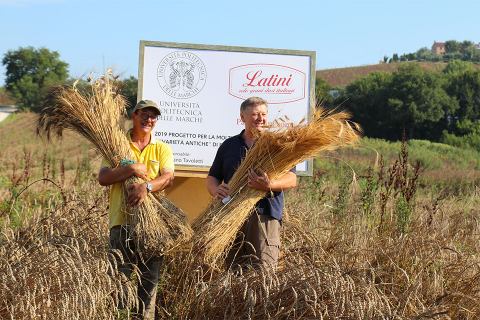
<box><xmin>316</xmin><ymin>137</ymin><xmax>480</xmax><ymax>172</ymax></box>
<box><xmin>409</xmin><ymin>139</ymin><xmax>480</xmax><ymax>169</ymax></box>
<box><xmin>312</xmin><ymin>137</ymin><xmax>480</xmax><ymax>201</ymax></box>
<box><xmin>0</xmin><ymin>112</ymin><xmax>18</xmax><ymax>128</ymax></box>
<box><xmin>2</xmin><ymin>113</ymin><xmax>478</xmax><ymax>187</ymax></box>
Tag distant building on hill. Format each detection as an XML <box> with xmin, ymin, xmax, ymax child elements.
<box><xmin>476</xmin><ymin>43</ymin><xmax>480</xmax><ymax>50</ymax></box>
<box><xmin>431</xmin><ymin>41</ymin><xmax>446</xmax><ymax>55</ymax></box>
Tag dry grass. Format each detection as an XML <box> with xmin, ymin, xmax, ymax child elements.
<box><xmin>317</xmin><ymin>62</ymin><xmax>451</xmax><ymax>87</ymax></box>
<box><xmin>37</xmin><ymin>72</ymin><xmax>192</xmax><ymax>257</ymax></box>
<box><xmin>192</xmin><ymin>109</ymin><xmax>361</xmax><ymax>266</ymax></box>
<box><xmin>156</xmin><ymin>184</ymin><xmax>480</xmax><ymax>319</ymax></box>
<box><xmin>3</xmin><ymin>174</ymin><xmax>479</xmax><ymax>319</ymax></box>
<box><xmin>1</xmin><ymin>113</ymin><xmax>480</xmax><ymax>319</ymax></box>
<box><xmin>0</xmin><ymin>180</ymin><xmax>138</xmax><ymax>319</ymax></box>
<box><xmin>159</xmin><ymin>212</ymin><xmax>397</xmax><ymax>319</ymax></box>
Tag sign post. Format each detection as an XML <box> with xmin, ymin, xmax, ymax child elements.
<box><xmin>138</xmin><ymin>41</ymin><xmax>316</xmax><ymax>219</ymax></box>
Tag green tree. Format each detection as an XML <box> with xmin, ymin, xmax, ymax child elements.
<box><xmin>393</xmin><ymin>40</ymin><xmax>478</xmax><ymax>64</ymax></box>
<box><xmin>315</xmin><ymin>77</ymin><xmax>334</xmax><ymax>106</ymax></box>
<box><xmin>406</xmin><ymin>53</ymin><xmax>416</xmax><ymax>61</ymax></box>
<box><xmin>444</xmin><ymin>62</ymin><xmax>480</xmax><ymax>128</ymax></box>
<box><xmin>343</xmin><ymin>72</ymin><xmax>395</xmax><ymax>138</ymax></box>
<box><xmin>445</xmin><ymin>40</ymin><xmax>461</xmax><ymax>54</ymax></box>
<box><xmin>460</xmin><ymin>40</ymin><xmax>475</xmax><ymax>53</ymax></box>
<box><xmin>343</xmin><ymin>65</ymin><xmax>457</xmax><ymax>140</ymax></box>
<box><xmin>119</xmin><ymin>76</ymin><xmax>138</xmax><ymax>113</ymax></box>
<box><xmin>443</xmin><ymin>60</ymin><xmax>474</xmax><ymax>75</ymax></box>
<box><xmin>416</xmin><ymin>47</ymin><xmax>434</xmax><ymax>61</ymax></box>
<box><xmin>442</xmin><ymin>119</ymin><xmax>480</xmax><ymax>150</ymax></box>
<box><xmin>387</xmin><ymin>65</ymin><xmax>457</xmax><ymax>139</ymax></box>
<box><xmin>2</xmin><ymin>47</ymin><xmax>68</xmax><ymax>111</ymax></box>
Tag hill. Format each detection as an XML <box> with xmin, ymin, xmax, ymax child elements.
<box><xmin>317</xmin><ymin>61</ymin><xmax>450</xmax><ymax>87</ymax></box>
<box><xmin>1</xmin><ymin>112</ymin><xmax>478</xmax><ymax>193</ymax></box>
<box><xmin>0</xmin><ymin>112</ymin><xmax>100</xmax><ymax>192</ymax></box>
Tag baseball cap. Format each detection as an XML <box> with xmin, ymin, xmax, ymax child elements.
<box><xmin>133</xmin><ymin>99</ymin><xmax>161</xmax><ymax>115</ymax></box>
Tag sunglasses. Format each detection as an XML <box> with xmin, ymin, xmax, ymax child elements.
<box><xmin>137</xmin><ymin>110</ymin><xmax>159</xmax><ymax>121</ymax></box>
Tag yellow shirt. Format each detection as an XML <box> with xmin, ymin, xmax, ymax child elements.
<box><xmin>104</xmin><ymin>130</ymin><xmax>174</xmax><ymax>228</ymax></box>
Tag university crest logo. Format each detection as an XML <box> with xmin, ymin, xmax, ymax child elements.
<box><xmin>157</xmin><ymin>51</ymin><xmax>207</xmax><ymax>99</ymax></box>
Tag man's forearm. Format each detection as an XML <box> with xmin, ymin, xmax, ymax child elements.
<box><xmin>269</xmin><ymin>172</ymin><xmax>297</xmax><ymax>191</ymax></box>
<box><xmin>206</xmin><ymin>176</ymin><xmax>220</xmax><ymax>197</ymax></box>
<box><xmin>150</xmin><ymin>171</ymin><xmax>174</xmax><ymax>192</ymax></box>
<box><xmin>98</xmin><ymin>166</ymin><xmax>133</xmax><ymax>186</ymax></box>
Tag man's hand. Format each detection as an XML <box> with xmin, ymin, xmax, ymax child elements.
<box><xmin>247</xmin><ymin>169</ymin><xmax>271</xmax><ymax>191</ymax></box>
<box><xmin>127</xmin><ymin>182</ymin><xmax>148</xmax><ymax>206</ymax></box>
<box><xmin>214</xmin><ymin>183</ymin><xmax>230</xmax><ymax>200</ymax></box>
<box><xmin>130</xmin><ymin>163</ymin><xmax>148</xmax><ymax>181</ymax></box>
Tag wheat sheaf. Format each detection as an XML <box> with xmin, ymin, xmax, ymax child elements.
<box><xmin>37</xmin><ymin>72</ymin><xmax>192</xmax><ymax>257</ymax></box>
<box><xmin>192</xmin><ymin>108</ymin><xmax>362</xmax><ymax>266</ymax></box>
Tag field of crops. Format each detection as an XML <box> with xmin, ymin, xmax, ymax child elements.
<box><xmin>317</xmin><ymin>62</ymin><xmax>451</xmax><ymax>88</ymax></box>
<box><xmin>1</xmin><ymin>113</ymin><xmax>479</xmax><ymax>319</ymax></box>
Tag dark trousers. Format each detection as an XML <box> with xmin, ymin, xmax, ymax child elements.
<box><xmin>109</xmin><ymin>225</ymin><xmax>162</xmax><ymax>320</ymax></box>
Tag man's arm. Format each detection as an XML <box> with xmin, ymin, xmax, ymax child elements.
<box><xmin>247</xmin><ymin>170</ymin><xmax>297</xmax><ymax>192</ymax></box>
<box><xmin>206</xmin><ymin>175</ymin><xmax>230</xmax><ymax>200</ymax></box>
<box><xmin>127</xmin><ymin>169</ymin><xmax>174</xmax><ymax>206</ymax></box>
<box><xmin>207</xmin><ymin>141</ymin><xmax>230</xmax><ymax>200</ymax></box>
<box><xmin>149</xmin><ymin>169</ymin><xmax>174</xmax><ymax>191</ymax></box>
<box><xmin>98</xmin><ymin>163</ymin><xmax>148</xmax><ymax>186</ymax></box>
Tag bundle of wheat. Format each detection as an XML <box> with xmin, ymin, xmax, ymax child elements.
<box><xmin>37</xmin><ymin>73</ymin><xmax>192</xmax><ymax>256</ymax></box>
<box><xmin>192</xmin><ymin>108</ymin><xmax>361</xmax><ymax>266</ymax></box>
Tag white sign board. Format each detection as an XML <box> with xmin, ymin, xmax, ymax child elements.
<box><xmin>138</xmin><ymin>41</ymin><xmax>316</xmax><ymax>176</ymax></box>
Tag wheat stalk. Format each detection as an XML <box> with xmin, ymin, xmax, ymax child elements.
<box><xmin>37</xmin><ymin>72</ymin><xmax>192</xmax><ymax>257</ymax></box>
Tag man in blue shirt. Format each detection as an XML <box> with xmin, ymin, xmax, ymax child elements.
<box><xmin>206</xmin><ymin>97</ymin><xmax>297</xmax><ymax>269</ymax></box>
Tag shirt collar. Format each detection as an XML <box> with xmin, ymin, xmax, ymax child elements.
<box><xmin>126</xmin><ymin>129</ymin><xmax>157</xmax><ymax>145</ymax></box>
<box><xmin>237</xmin><ymin>129</ymin><xmax>251</xmax><ymax>149</ymax></box>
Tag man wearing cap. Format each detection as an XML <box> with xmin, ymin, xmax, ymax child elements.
<box><xmin>98</xmin><ymin>99</ymin><xmax>174</xmax><ymax>319</ymax></box>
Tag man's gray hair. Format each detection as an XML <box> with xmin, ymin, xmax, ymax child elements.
<box><xmin>240</xmin><ymin>97</ymin><xmax>268</xmax><ymax>112</ymax></box>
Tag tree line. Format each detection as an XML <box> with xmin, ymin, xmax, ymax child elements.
<box><xmin>317</xmin><ymin>60</ymin><xmax>480</xmax><ymax>150</ymax></box>
<box><xmin>3</xmin><ymin>46</ymin><xmax>479</xmax><ymax>149</ymax></box>
<box><xmin>1</xmin><ymin>47</ymin><xmax>138</xmax><ymax>112</ymax></box>
<box><xmin>384</xmin><ymin>40</ymin><xmax>480</xmax><ymax>63</ymax></box>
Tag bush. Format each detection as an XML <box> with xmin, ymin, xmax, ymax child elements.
<box><xmin>441</xmin><ymin>119</ymin><xmax>480</xmax><ymax>151</ymax></box>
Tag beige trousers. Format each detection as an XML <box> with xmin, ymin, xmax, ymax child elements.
<box><xmin>226</xmin><ymin>212</ymin><xmax>281</xmax><ymax>270</ymax></box>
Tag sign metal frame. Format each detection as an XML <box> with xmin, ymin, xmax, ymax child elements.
<box><xmin>138</xmin><ymin>40</ymin><xmax>316</xmax><ymax>177</ymax></box>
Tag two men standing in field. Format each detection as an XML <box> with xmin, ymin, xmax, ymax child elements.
<box><xmin>98</xmin><ymin>97</ymin><xmax>296</xmax><ymax>319</ymax></box>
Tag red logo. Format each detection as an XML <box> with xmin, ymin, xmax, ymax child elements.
<box><xmin>229</xmin><ymin>64</ymin><xmax>306</xmax><ymax>104</ymax></box>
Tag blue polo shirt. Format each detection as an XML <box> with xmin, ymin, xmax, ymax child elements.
<box><xmin>209</xmin><ymin>130</ymin><xmax>294</xmax><ymax>221</ymax></box>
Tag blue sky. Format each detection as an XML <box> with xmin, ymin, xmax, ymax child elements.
<box><xmin>1</xmin><ymin>0</ymin><xmax>479</xmax><ymax>85</ymax></box>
